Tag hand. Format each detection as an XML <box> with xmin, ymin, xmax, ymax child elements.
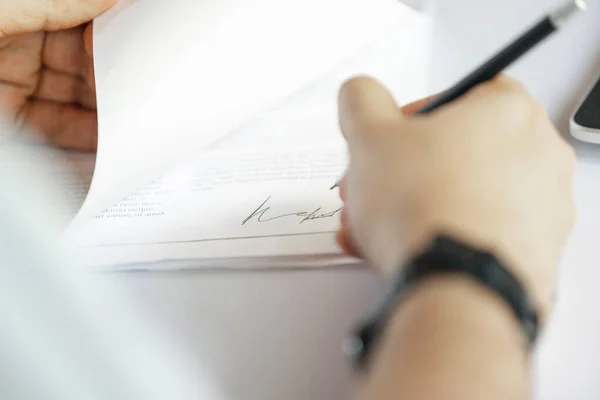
<box><xmin>336</xmin><ymin>95</ymin><xmax>433</xmax><ymax>258</ymax></box>
<box><xmin>0</xmin><ymin>0</ymin><xmax>117</xmax><ymax>151</ymax></box>
<box><xmin>336</xmin><ymin>75</ymin><xmax>576</xmax><ymax>317</ymax></box>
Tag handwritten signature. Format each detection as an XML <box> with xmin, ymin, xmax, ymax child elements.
<box><xmin>242</xmin><ymin>197</ymin><xmax>342</xmax><ymax>225</ymax></box>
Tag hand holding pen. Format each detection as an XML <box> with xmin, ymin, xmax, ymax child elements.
<box><xmin>332</xmin><ymin>0</ymin><xmax>586</xmax><ymax>190</ymax></box>
<box><xmin>333</xmin><ymin>0</ymin><xmax>586</xmax><ymax>370</ymax></box>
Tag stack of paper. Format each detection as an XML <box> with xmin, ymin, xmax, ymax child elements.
<box><xmin>66</xmin><ymin>0</ymin><xmax>429</xmax><ymax>270</ymax></box>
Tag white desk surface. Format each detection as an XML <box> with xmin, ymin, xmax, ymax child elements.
<box><xmin>107</xmin><ymin>2</ymin><xmax>600</xmax><ymax>399</ymax></box>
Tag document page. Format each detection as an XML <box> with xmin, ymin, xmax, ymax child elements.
<box><xmin>74</xmin><ymin>146</ymin><xmax>346</xmax><ymax>266</ymax></box>
<box><xmin>77</xmin><ymin>0</ymin><xmax>416</xmax><ymax>225</ymax></box>
<box><xmin>69</xmin><ymin>11</ymin><xmax>429</xmax><ymax>269</ymax></box>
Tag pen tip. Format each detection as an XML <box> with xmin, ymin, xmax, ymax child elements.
<box><xmin>330</xmin><ymin>184</ymin><xmax>338</xmax><ymax>191</ymax></box>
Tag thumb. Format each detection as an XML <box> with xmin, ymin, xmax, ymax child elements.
<box><xmin>0</xmin><ymin>0</ymin><xmax>116</xmax><ymax>37</ymax></box>
<box><xmin>338</xmin><ymin>76</ymin><xmax>402</xmax><ymax>148</ymax></box>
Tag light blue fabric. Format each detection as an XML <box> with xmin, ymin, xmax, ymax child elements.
<box><xmin>0</xmin><ymin>125</ymin><xmax>221</xmax><ymax>399</ymax></box>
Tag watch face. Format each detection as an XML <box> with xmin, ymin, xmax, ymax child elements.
<box><xmin>574</xmin><ymin>76</ymin><xmax>600</xmax><ymax>130</ymax></box>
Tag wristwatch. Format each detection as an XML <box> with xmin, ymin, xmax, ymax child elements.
<box><xmin>345</xmin><ymin>235</ymin><xmax>540</xmax><ymax>371</ymax></box>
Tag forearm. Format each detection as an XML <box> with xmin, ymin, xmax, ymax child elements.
<box><xmin>359</xmin><ymin>275</ymin><xmax>530</xmax><ymax>400</ymax></box>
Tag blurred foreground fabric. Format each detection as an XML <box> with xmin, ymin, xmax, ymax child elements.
<box><xmin>0</xmin><ymin>118</ymin><xmax>222</xmax><ymax>399</ymax></box>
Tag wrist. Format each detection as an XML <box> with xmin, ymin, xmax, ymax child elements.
<box><xmin>360</xmin><ymin>275</ymin><xmax>530</xmax><ymax>400</ymax></box>
<box><xmin>392</xmin><ymin>226</ymin><xmax>554</xmax><ymax>322</ymax></box>
<box><xmin>392</xmin><ymin>275</ymin><xmax>528</xmax><ymax>352</ymax></box>
<box><xmin>372</xmin><ymin>276</ymin><xmax>530</xmax><ymax>391</ymax></box>
<box><xmin>352</xmin><ymin>234</ymin><xmax>539</xmax><ymax>373</ymax></box>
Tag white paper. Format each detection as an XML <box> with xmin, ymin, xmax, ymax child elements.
<box><xmin>69</xmin><ymin>6</ymin><xmax>428</xmax><ymax>269</ymax></box>
<box><xmin>74</xmin><ymin>146</ymin><xmax>347</xmax><ymax>267</ymax></box>
<box><xmin>72</xmin><ymin>11</ymin><xmax>428</xmax><ymax>268</ymax></box>
<box><xmin>78</xmin><ymin>0</ymin><xmax>417</xmax><ymax>225</ymax></box>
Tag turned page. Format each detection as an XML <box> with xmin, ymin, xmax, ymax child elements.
<box><xmin>73</xmin><ymin>0</ymin><xmax>415</xmax><ymax>226</ymax></box>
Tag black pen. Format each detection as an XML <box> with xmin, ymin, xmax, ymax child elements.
<box><xmin>342</xmin><ymin>0</ymin><xmax>587</xmax><ymax>369</ymax></box>
<box><xmin>331</xmin><ymin>0</ymin><xmax>587</xmax><ymax>190</ymax></box>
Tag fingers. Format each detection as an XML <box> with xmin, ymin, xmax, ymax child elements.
<box><xmin>0</xmin><ymin>80</ymin><xmax>27</xmax><ymax>120</ymax></box>
<box><xmin>79</xmin><ymin>77</ymin><xmax>97</xmax><ymax>109</ymax></box>
<box><xmin>337</xmin><ymin>82</ymin><xmax>429</xmax><ymax>260</ymax></box>
<box><xmin>336</xmin><ymin>207</ymin><xmax>363</xmax><ymax>259</ymax></box>
<box><xmin>338</xmin><ymin>176</ymin><xmax>347</xmax><ymax>201</ymax></box>
<box><xmin>41</xmin><ymin>27</ymin><xmax>97</xmax><ymax>103</ymax></box>
<box><xmin>36</xmin><ymin>69</ymin><xmax>96</xmax><ymax>109</ymax></box>
<box><xmin>84</xmin><ymin>23</ymin><xmax>94</xmax><ymax>58</ymax></box>
<box><xmin>338</xmin><ymin>76</ymin><xmax>401</xmax><ymax>148</ymax></box>
<box><xmin>457</xmin><ymin>75</ymin><xmax>536</xmax><ymax>132</ymax></box>
<box><xmin>0</xmin><ymin>33</ymin><xmax>43</xmax><ymax>91</ymax></box>
<box><xmin>82</xmin><ymin>23</ymin><xmax>97</xmax><ymax>92</ymax></box>
<box><xmin>23</xmin><ymin>100</ymin><xmax>97</xmax><ymax>151</ymax></box>
<box><xmin>0</xmin><ymin>0</ymin><xmax>117</xmax><ymax>37</ymax></box>
<box><xmin>83</xmin><ymin>47</ymin><xmax>96</xmax><ymax>93</ymax></box>
<box><xmin>335</xmin><ymin>179</ymin><xmax>363</xmax><ymax>258</ymax></box>
<box><xmin>336</xmin><ymin>228</ymin><xmax>362</xmax><ymax>259</ymax></box>
<box><xmin>43</xmin><ymin>27</ymin><xmax>87</xmax><ymax>75</ymax></box>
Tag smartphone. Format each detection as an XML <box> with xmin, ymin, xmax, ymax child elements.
<box><xmin>571</xmin><ymin>73</ymin><xmax>600</xmax><ymax>144</ymax></box>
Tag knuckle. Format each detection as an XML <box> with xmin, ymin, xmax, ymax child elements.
<box><xmin>497</xmin><ymin>76</ymin><xmax>531</xmax><ymax>102</ymax></box>
<box><xmin>472</xmin><ymin>75</ymin><xmax>536</xmax><ymax>122</ymax></box>
<box><xmin>492</xmin><ymin>74</ymin><xmax>527</xmax><ymax>94</ymax></box>
<box><xmin>478</xmin><ymin>74</ymin><xmax>529</xmax><ymax>100</ymax></box>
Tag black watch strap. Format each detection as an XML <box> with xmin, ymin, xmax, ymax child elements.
<box><xmin>345</xmin><ymin>235</ymin><xmax>540</xmax><ymax>371</ymax></box>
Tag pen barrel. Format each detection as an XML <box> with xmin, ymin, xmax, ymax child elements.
<box><xmin>417</xmin><ymin>17</ymin><xmax>556</xmax><ymax>115</ymax></box>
